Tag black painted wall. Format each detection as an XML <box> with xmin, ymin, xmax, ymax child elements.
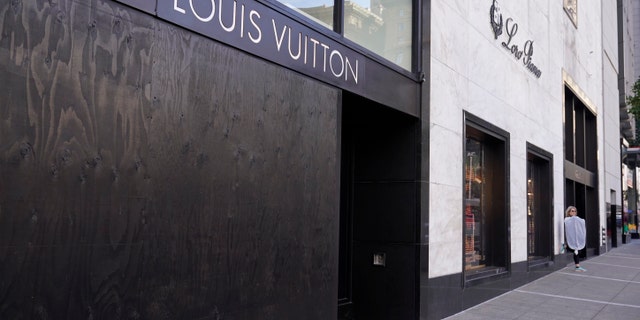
<box><xmin>341</xmin><ymin>93</ymin><xmax>419</xmax><ymax>319</ymax></box>
<box><xmin>0</xmin><ymin>1</ymin><xmax>340</xmax><ymax>319</ymax></box>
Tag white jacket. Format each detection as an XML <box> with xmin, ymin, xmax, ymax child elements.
<box><xmin>564</xmin><ymin>216</ymin><xmax>586</xmax><ymax>250</ymax></box>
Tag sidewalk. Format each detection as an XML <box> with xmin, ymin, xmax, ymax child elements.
<box><xmin>445</xmin><ymin>240</ymin><xmax>640</xmax><ymax>320</ymax></box>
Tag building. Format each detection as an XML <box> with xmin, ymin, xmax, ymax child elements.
<box><xmin>426</xmin><ymin>0</ymin><xmax>625</xmax><ymax>317</ymax></box>
<box><xmin>620</xmin><ymin>0</ymin><xmax>640</xmax><ymax>243</ymax></box>
<box><xmin>0</xmin><ymin>0</ymin><xmax>632</xmax><ymax>319</ymax></box>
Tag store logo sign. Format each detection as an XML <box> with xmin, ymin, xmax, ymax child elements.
<box><xmin>489</xmin><ymin>0</ymin><xmax>542</xmax><ymax>78</ymax></box>
<box><xmin>156</xmin><ymin>0</ymin><xmax>363</xmax><ymax>88</ymax></box>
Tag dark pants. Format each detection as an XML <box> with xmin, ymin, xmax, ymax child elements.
<box><xmin>568</xmin><ymin>247</ymin><xmax>579</xmax><ymax>265</ymax></box>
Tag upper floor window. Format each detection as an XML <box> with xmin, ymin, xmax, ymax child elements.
<box><xmin>275</xmin><ymin>0</ymin><xmax>413</xmax><ymax>71</ymax></box>
<box><xmin>278</xmin><ymin>0</ymin><xmax>334</xmax><ymax>28</ymax></box>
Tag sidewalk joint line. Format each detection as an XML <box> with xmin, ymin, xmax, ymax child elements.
<box><xmin>557</xmin><ymin>270</ymin><xmax>640</xmax><ymax>284</ymax></box>
<box><xmin>603</xmin><ymin>253</ymin><xmax>640</xmax><ymax>260</ymax></box>
<box><xmin>585</xmin><ymin>261</ymin><xmax>640</xmax><ymax>270</ymax></box>
<box><xmin>514</xmin><ymin>289</ymin><xmax>640</xmax><ymax>309</ymax></box>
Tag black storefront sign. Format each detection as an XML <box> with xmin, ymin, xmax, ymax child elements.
<box><xmin>113</xmin><ymin>0</ymin><xmax>419</xmax><ymax>116</ymax></box>
<box><xmin>115</xmin><ymin>0</ymin><xmax>364</xmax><ymax>90</ymax></box>
<box><xmin>161</xmin><ymin>0</ymin><xmax>364</xmax><ymax>90</ymax></box>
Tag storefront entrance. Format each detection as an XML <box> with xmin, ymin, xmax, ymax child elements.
<box><xmin>564</xmin><ymin>85</ymin><xmax>600</xmax><ymax>256</ymax></box>
<box><xmin>338</xmin><ymin>92</ymin><xmax>419</xmax><ymax>319</ymax></box>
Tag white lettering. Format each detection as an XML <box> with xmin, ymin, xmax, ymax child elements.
<box><xmin>320</xmin><ymin>43</ymin><xmax>329</xmax><ymax>72</ymax></box>
<box><xmin>329</xmin><ymin>50</ymin><xmax>344</xmax><ymax>78</ymax></box>
<box><xmin>171</xmin><ymin>3</ymin><xmax>360</xmax><ymax>85</ymax></box>
<box><xmin>345</xmin><ymin>57</ymin><xmax>358</xmax><ymax>84</ymax></box>
<box><xmin>218</xmin><ymin>0</ymin><xmax>236</xmax><ymax>32</ymax></box>
<box><xmin>303</xmin><ymin>35</ymin><xmax>308</xmax><ymax>64</ymax></box>
<box><xmin>174</xmin><ymin>0</ymin><xmax>186</xmax><ymax>14</ymax></box>
<box><xmin>248</xmin><ymin>10</ymin><xmax>261</xmax><ymax>43</ymax></box>
<box><xmin>288</xmin><ymin>29</ymin><xmax>301</xmax><ymax>60</ymax></box>
<box><xmin>190</xmin><ymin>0</ymin><xmax>215</xmax><ymax>22</ymax></box>
<box><xmin>240</xmin><ymin>5</ymin><xmax>245</xmax><ymax>37</ymax></box>
<box><xmin>309</xmin><ymin>38</ymin><xmax>320</xmax><ymax>68</ymax></box>
<box><xmin>272</xmin><ymin>20</ymin><xmax>287</xmax><ymax>51</ymax></box>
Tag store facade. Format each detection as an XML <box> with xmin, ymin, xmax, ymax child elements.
<box><xmin>0</xmin><ymin>0</ymin><xmax>426</xmax><ymax>319</ymax></box>
<box><xmin>426</xmin><ymin>0</ymin><xmax>621</xmax><ymax>318</ymax></box>
<box><xmin>0</xmin><ymin>0</ymin><xmax>625</xmax><ymax>319</ymax></box>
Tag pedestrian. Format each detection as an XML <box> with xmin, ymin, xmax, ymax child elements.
<box><xmin>564</xmin><ymin>206</ymin><xmax>587</xmax><ymax>272</ymax></box>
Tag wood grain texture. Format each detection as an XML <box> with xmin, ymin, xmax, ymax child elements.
<box><xmin>0</xmin><ymin>0</ymin><xmax>340</xmax><ymax>319</ymax></box>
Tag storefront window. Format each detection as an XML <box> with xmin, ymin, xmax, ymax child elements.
<box><xmin>463</xmin><ymin>116</ymin><xmax>509</xmax><ymax>284</ymax></box>
<box><xmin>526</xmin><ymin>146</ymin><xmax>553</xmax><ymax>266</ymax></box>
<box><xmin>464</xmin><ymin>139</ymin><xmax>485</xmax><ymax>269</ymax></box>
<box><xmin>527</xmin><ymin>174</ymin><xmax>535</xmax><ymax>254</ymax></box>
<box><xmin>344</xmin><ymin>0</ymin><xmax>412</xmax><ymax>70</ymax></box>
<box><xmin>276</xmin><ymin>0</ymin><xmax>413</xmax><ymax>71</ymax></box>
<box><xmin>276</xmin><ymin>0</ymin><xmax>334</xmax><ymax>28</ymax></box>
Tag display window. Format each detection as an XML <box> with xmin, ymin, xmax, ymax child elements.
<box><xmin>273</xmin><ymin>0</ymin><xmax>414</xmax><ymax>71</ymax></box>
<box><xmin>526</xmin><ymin>145</ymin><xmax>553</xmax><ymax>267</ymax></box>
<box><xmin>463</xmin><ymin>114</ymin><xmax>509</xmax><ymax>284</ymax></box>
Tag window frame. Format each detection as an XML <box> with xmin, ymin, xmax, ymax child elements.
<box><xmin>526</xmin><ymin>143</ymin><xmax>554</xmax><ymax>269</ymax></box>
<box><xmin>462</xmin><ymin>112</ymin><xmax>511</xmax><ymax>287</ymax></box>
<box><xmin>258</xmin><ymin>0</ymin><xmax>421</xmax><ymax>77</ymax></box>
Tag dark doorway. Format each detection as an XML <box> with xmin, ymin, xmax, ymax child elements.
<box><xmin>608</xmin><ymin>191</ymin><xmax>618</xmax><ymax>249</ymax></box>
<box><xmin>338</xmin><ymin>92</ymin><xmax>419</xmax><ymax>320</ymax></box>
<box><xmin>526</xmin><ymin>145</ymin><xmax>553</xmax><ymax>267</ymax></box>
<box><xmin>564</xmin><ymin>180</ymin><xmax>599</xmax><ymax>256</ymax></box>
<box><xmin>564</xmin><ymin>86</ymin><xmax>599</xmax><ymax>256</ymax></box>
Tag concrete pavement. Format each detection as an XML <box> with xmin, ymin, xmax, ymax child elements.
<box><xmin>445</xmin><ymin>240</ymin><xmax>640</xmax><ymax>320</ymax></box>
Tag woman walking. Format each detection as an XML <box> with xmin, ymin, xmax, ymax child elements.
<box><xmin>564</xmin><ymin>206</ymin><xmax>587</xmax><ymax>272</ymax></box>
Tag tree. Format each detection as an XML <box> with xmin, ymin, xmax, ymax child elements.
<box><xmin>627</xmin><ymin>78</ymin><xmax>640</xmax><ymax>145</ymax></box>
